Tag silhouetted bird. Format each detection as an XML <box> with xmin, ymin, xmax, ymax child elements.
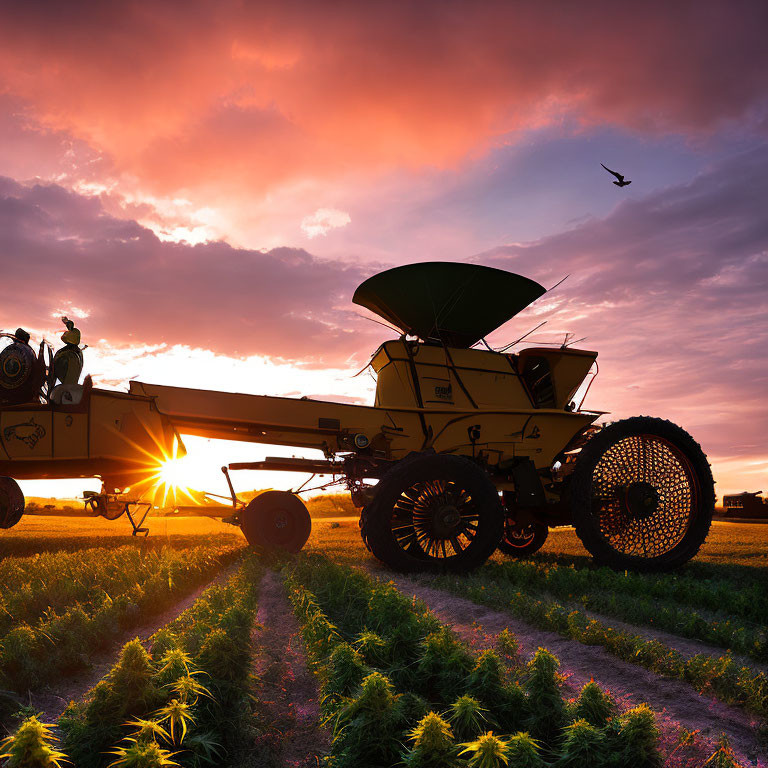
<box><xmin>601</xmin><ymin>163</ymin><xmax>632</xmax><ymax>187</ymax></box>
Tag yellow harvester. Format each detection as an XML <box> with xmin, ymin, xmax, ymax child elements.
<box><xmin>0</xmin><ymin>263</ymin><xmax>714</xmax><ymax>572</ymax></box>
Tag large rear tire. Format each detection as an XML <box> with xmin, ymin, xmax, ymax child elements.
<box><xmin>0</xmin><ymin>476</ymin><xmax>24</xmax><ymax>529</ymax></box>
<box><xmin>241</xmin><ymin>491</ymin><xmax>311</xmax><ymax>554</ymax></box>
<box><xmin>363</xmin><ymin>453</ymin><xmax>504</xmax><ymax>573</ymax></box>
<box><xmin>571</xmin><ymin>417</ymin><xmax>714</xmax><ymax>571</ymax></box>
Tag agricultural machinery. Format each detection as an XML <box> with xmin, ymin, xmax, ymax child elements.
<box><xmin>0</xmin><ymin>262</ymin><xmax>714</xmax><ymax>572</ymax></box>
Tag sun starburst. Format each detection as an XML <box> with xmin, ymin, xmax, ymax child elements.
<box><xmin>144</xmin><ymin>437</ymin><xmax>199</xmax><ymax>508</ymax></box>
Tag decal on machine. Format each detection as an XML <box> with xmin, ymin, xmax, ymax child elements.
<box><xmin>3</xmin><ymin>418</ymin><xmax>46</xmax><ymax>449</ymax></box>
<box><xmin>526</xmin><ymin>424</ymin><xmax>541</xmax><ymax>439</ymax></box>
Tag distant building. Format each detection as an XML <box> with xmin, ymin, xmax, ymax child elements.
<box><xmin>722</xmin><ymin>491</ymin><xmax>767</xmax><ymax>519</ymax></box>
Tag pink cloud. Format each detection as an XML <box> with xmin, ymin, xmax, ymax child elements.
<box><xmin>0</xmin><ymin>95</ymin><xmax>106</xmax><ymax>183</ymax></box>
<box><xmin>0</xmin><ymin>1</ymin><xmax>765</xmax><ymax>204</ymax></box>
<box><xmin>0</xmin><ymin>177</ymin><xmax>375</xmax><ymax>363</ymax></box>
<box><xmin>1</xmin><ymin>142</ymin><xmax>766</xmax><ymax>494</ymax></box>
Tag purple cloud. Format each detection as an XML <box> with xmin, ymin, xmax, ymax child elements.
<box><xmin>0</xmin><ymin>177</ymin><xmax>374</xmax><ymax>363</ymax></box>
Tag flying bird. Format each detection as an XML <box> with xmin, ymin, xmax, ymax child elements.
<box><xmin>601</xmin><ymin>163</ymin><xmax>632</xmax><ymax>187</ymax></box>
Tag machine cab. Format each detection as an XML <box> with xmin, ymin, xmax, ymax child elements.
<box><xmin>371</xmin><ymin>340</ymin><xmax>596</xmax><ymax>412</ymax></box>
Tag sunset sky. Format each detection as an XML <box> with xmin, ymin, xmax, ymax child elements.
<box><xmin>1</xmin><ymin>0</ymin><xmax>766</xmax><ymax>501</ymax></box>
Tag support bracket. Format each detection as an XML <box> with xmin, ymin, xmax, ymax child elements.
<box><xmin>125</xmin><ymin>501</ymin><xmax>152</xmax><ymax>536</ymax></box>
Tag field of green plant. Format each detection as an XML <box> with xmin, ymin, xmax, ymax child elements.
<box><xmin>0</xmin><ymin>534</ymin><xmax>243</xmax><ymax>713</ymax></box>
<box><xmin>0</xmin><ymin>511</ymin><xmax>764</xmax><ymax>767</ymax></box>
<box><xmin>304</xmin><ymin>519</ymin><xmax>765</xmax><ymax>763</ymax></box>
<box><xmin>2</xmin><ymin>555</ymin><xmax>262</xmax><ymax>768</ymax></box>
<box><xmin>428</xmin><ymin>568</ymin><xmax>768</xmax><ymax>721</ymax></box>
<box><xmin>285</xmin><ymin>552</ymin><xmax>746</xmax><ymax>767</ymax></box>
<box><xmin>403</xmin><ymin>525</ymin><xmax>768</xmax><ymax>727</ymax></box>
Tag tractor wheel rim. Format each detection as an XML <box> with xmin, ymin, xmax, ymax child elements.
<box><xmin>390</xmin><ymin>479</ymin><xmax>479</xmax><ymax>560</ymax></box>
<box><xmin>504</xmin><ymin>522</ymin><xmax>537</xmax><ymax>547</ymax></box>
<box><xmin>3</xmin><ymin>358</ymin><xmax>21</xmax><ymax>377</ymax></box>
<box><xmin>432</xmin><ymin>504</ymin><xmax>461</xmax><ymax>536</ymax></box>
<box><xmin>589</xmin><ymin>434</ymin><xmax>698</xmax><ymax>558</ymax></box>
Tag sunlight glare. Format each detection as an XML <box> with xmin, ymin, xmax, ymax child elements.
<box><xmin>144</xmin><ymin>436</ymin><xmax>199</xmax><ymax>508</ymax></box>
<box><xmin>159</xmin><ymin>457</ymin><xmax>190</xmax><ymax>490</ymax></box>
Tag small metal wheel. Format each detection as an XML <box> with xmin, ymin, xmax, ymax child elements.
<box><xmin>363</xmin><ymin>453</ymin><xmax>504</xmax><ymax>573</ymax></box>
<box><xmin>85</xmin><ymin>493</ymin><xmax>126</xmax><ymax>520</ymax></box>
<box><xmin>101</xmin><ymin>499</ymin><xmax>126</xmax><ymax>520</ymax></box>
<box><xmin>571</xmin><ymin>416</ymin><xmax>714</xmax><ymax>571</ymax></box>
<box><xmin>497</xmin><ymin>520</ymin><xmax>548</xmax><ymax>557</ymax></box>
<box><xmin>241</xmin><ymin>490</ymin><xmax>311</xmax><ymax>554</ymax></box>
<box><xmin>0</xmin><ymin>476</ymin><xmax>25</xmax><ymax>529</ymax></box>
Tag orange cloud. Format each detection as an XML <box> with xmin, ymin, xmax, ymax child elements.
<box><xmin>0</xmin><ymin>0</ymin><xmax>766</xmax><ymax>204</ymax></box>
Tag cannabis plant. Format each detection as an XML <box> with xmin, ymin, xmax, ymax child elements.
<box><xmin>572</xmin><ymin>680</ymin><xmax>617</xmax><ymax>727</ymax></box>
<box><xmin>403</xmin><ymin>711</ymin><xmax>460</xmax><ymax>767</ymax></box>
<box><xmin>554</xmin><ymin>718</ymin><xmax>608</xmax><ymax>767</ymax></box>
<box><xmin>611</xmin><ymin>704</ymin><xmax>661</xmax><ymax>768</ymax></box>
<box><xmin>523</xmin><ymin>648</ymin><xmax>566</xmax><ymax>746</ymax></box>
<box><xmin>459</xmin><ymin>732</ymin><xmax>510</xmax><ymax>768</ymax></box>
<box><xmin>447</xmin><ymin>695</ymin><xmax>491</xmax><ymax>741</ymax></box>
<box><xmin>155</xmin><ymin>698</ymin><xmax>196</xmax><ymax>744</ymax></box>
<box><xmin>0</xmin><ymin>716</ymin><xmax>70</xmax><ymax>768</ymax></box>
<box><xmin>325</xmin><ymin>643</ymin><xmax>368</xmax><ymax>699</ymax></box>
<box><xmin>505</xmin><ymin>733</ymin><xmax>545</xmax><ymax>768</ymax></box>
<box><xmin>106</xmin><ymin>740</ymin><xmax>179</xmax><ymax>768</ymax></box>
<box><xmin>703</xmin><ymin>734</ymin><xmax>746</xmax><ymax>768</ymax></box>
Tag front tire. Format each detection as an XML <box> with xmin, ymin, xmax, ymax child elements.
<box><xmin>571</xmin><ymin>417</ymin><xmax>714</xmax><ymax>571</ymax></box>
<box><xmin>497</xmin><ymin>520</ymin><xmax>548</xmax><ymax>557</ymax></box>
<box><xmin>0</xmin><ymin>476</ymin><xmax>24</xmax><ymax>529</ymax></box>
<box><xmin>363</xmin><ymin>453</ymin><xmax>504</xmax><ymax>573</ymax></box>
<box><xmin>241</xmin><ymin>491</ymin><xmax>311</xmax><ymax>553</ymax></box>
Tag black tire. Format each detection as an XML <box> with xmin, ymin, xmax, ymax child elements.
<box><xmin>571</xmin><ymin>416</ymin><xmax>714</xmax><ymax>571</ymax></box>
<box><xmin>241</xmin><ymin>491</ymin><xmax>311</xmax><ymax>554</ymax></box>
<box><xmin>0</xmin><ymin>476</ymin><xmax>24</xmax><ymax>529</ymax></box>
<box><xmin>0</xmin><ymin>341</ymin><xmax>45</xmax><ymax>404</ymax></box>
<box><xmin>497</xmin><ymin>520</ymin><xmax>548</xmax><ymax>557</ymax></box>
<box><xmin>363</xmin><ymin>453</ymin><xmax>504</xmax><ymax>573</ymax></box>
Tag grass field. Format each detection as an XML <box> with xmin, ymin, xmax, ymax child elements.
<box><xmin>0</xmin><ymin>506</ymin><xmax>765</xmax><ymax>766</ymax></box>
<box><xmin>306</xmin><ymin>516</ymin><xmax>768</xmax><ymax>568</ymax></box>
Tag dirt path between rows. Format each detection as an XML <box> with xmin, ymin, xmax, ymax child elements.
<box><xmin>388</xmin><ymin>575</ymin><xmax>767</xmax><ymax>768</ymax></box>
<box><xmin>27</xmin><ymin>563</ymin><xmax>239</xmax><ymax>723</ymax></box>
<box><xmin>245</xmin><ymin>568</ymin><xmax>329</xmax><ymax>768</ymax></box>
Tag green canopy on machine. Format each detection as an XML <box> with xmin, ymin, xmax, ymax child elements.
<box><xmin>352</xmin><ymin>262</ymin><xmax>547</xmax><ymax>348</ymax></box>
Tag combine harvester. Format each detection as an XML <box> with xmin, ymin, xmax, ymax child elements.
<box><xmin>0</xmin><ymin>263</ymin><xmax>714</xmax><ymax>572</ymax></box>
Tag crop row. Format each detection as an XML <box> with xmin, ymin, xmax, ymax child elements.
<box><xmin>429</xmin><ymin>572</ymin><xmax>768</xmax><ymax>724</ymax></box>
<box><xmin>1</xmin><ymin>554</ymin><xmax>262</xmax><ymax>768</ymax></box>
<box><xmin>478</xmin><ymin>559</ymin><xmax>768</xmax><ymax>662</ymax></box>
<box><xmin>285</xmin><ymin>553</ymin><xmax>709</xmax><ymax>768</ymax></box>
<box><xmin>0</xmin><ymin>538</ymin><xmax>243</xmax><ymax>635</ymax></box>
<box><xmin>0</xmin><ymin>542</ymin><xmax>243</xmax><ymax>698</ymax></box>
<box><xmin>530</xmin><ymin>550</ymin><xmax>767</xmax><ymax>623</ymax></box>
<box><xmin>0</xmin><ymin>529</ymin><xmax>246</xmax><ymax>559</ymax></box>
